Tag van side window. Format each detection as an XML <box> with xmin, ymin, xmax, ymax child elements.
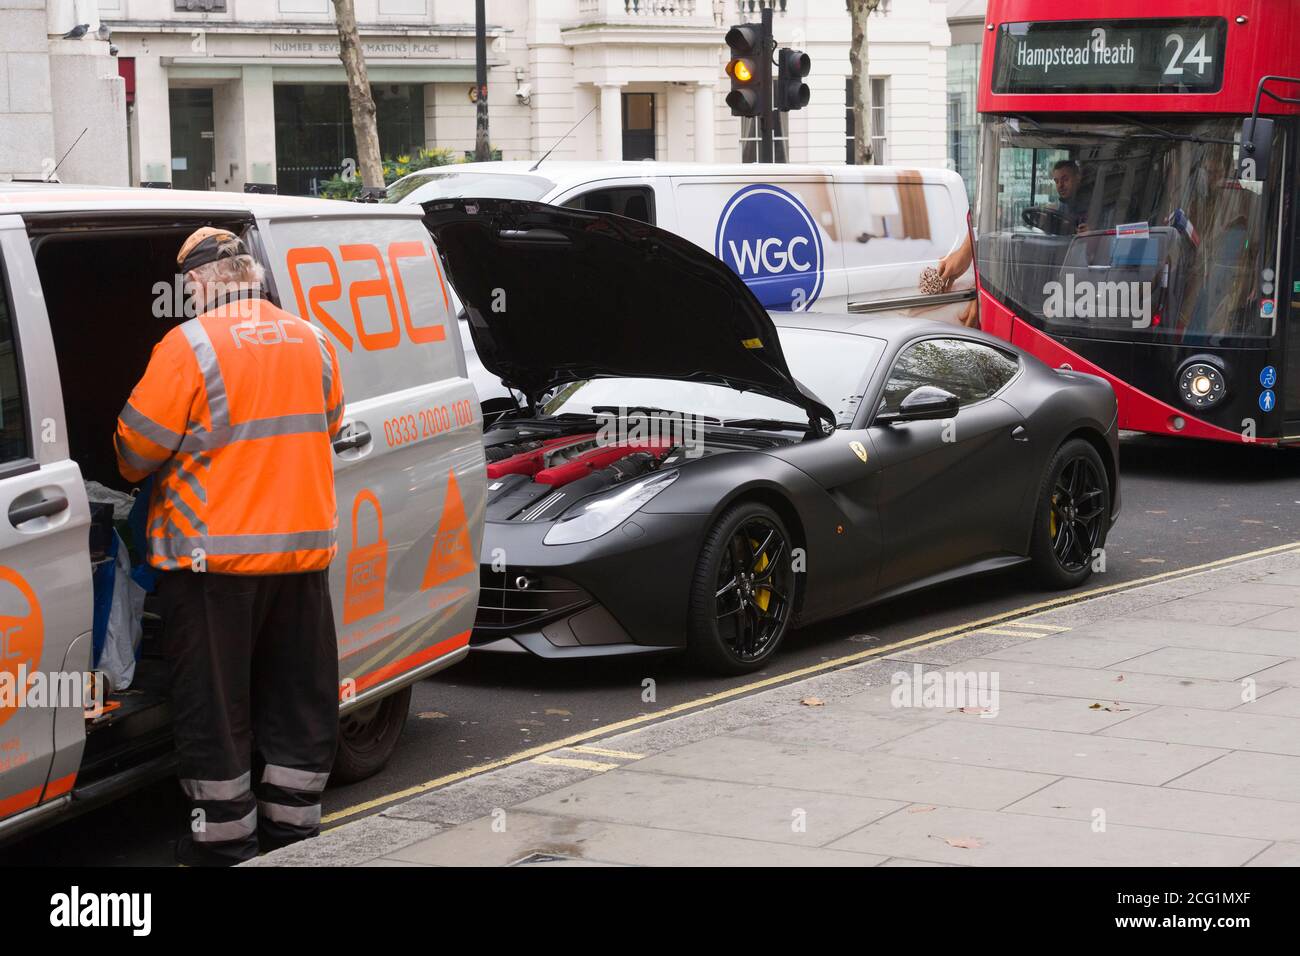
<box><xmin>0</xmin><ymin>254</ymin><xmax>30</xmax><ymax>463</ymax></box>
<box><xmin>880</xmin><ymin>338</ymin><xmax>1019</xmax><ymax>412</ymax></box>
<box><xmin>562</xmin><ymin>187</ymin><xmax>656</xmax><ymax>225</ymax></box>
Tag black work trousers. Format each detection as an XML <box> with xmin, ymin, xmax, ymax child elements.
<box><xmin>158</xmin><ymin>569</ymin><xmax>339</xmax><ymax>866</ymax></box>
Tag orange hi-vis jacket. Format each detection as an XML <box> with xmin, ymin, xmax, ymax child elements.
<box><xmin>115</xmin><ymin>295</ymin><xmax>345</xmax><ymax>574</ymax></box>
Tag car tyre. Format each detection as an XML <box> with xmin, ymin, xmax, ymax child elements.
<box><xmin>687</xmin><ymin>501</ymin><xmax>795</xmax><ymax>675</ymax></box>
<box><xmin>331</xmin><ymin>685</ymin><xmax>412</xmax><ymax>784</ymax></box>
<box><xmin>1029</xmin><ymin>438</ymin><xmax>1111</xmax><ymax>590</ymax></box>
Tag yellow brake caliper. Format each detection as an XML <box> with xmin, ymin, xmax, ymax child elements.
<box><xmin>749</xmin><ymin>538</ymin><xmax>772</xmax><ymax>612</ymax></box>
<box><xmin>1050</xmin><ymin>494</ymin><xmax>1058</xmax><ymax>538</ymax></box>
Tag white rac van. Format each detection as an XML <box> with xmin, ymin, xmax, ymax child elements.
<box><xmin>0</xmin><ymin>184</ymin><xmax>485</xmax><ymax>842</ymax></box>
<box><xmin>387</xmin><ymin>161</ymin><xmax>976</xmax><ymax>319</ymax></box>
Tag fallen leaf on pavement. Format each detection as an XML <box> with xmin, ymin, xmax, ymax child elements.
<box><xmin>1114</xmin><ymin>674</ymin><xmax>1125</xmax><ymax>682</ymax></box>
<box><xmin>941</xmin><ymin>836</ymin><xmax>983</xmax><ymax>849</ymax></box>
<box><xmin>908</xmin><ymin>805</ymin><xmax>937</xmax><ymax>814</ymax></box>
<box><xmin>416</xmin><ymin>711</ymin><xmax>446</xmax><ymax>720</ymax></box>
<box><xmin>544</xmin><ymin>708</ymin><xmax>571</xmax><ymax>716</ymax></box>
<box><xmin>801</xmin><ymin>697</ymin><xmax>826</xmax><ymax>707</ymax></box>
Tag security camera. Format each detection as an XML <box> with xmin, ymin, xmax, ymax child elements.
<box><xmin>515</xmin><ymin>84</ymin><xmax>532</xmax><ymax>106</ymax></box>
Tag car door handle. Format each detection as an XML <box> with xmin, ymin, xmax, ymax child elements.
<box><xmin>332</xmin><ymin>422</ymin><xmax>372</xmax><ymax>453</ymax></box>
<box><xmin>9</xmin><ymin>493</ymin><xmax>69</xmax><ymax>526</ymax></box>
<box><xmin>1011</xmin><ymin>425</ymin><xmax>1029</xmax><ymax>442</ymax></box>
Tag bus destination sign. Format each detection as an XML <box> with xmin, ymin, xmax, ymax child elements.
<box><xmin>992</xmin><ymin>18</ymin><xmax>1226</xmax><ymax>94</ymax></box>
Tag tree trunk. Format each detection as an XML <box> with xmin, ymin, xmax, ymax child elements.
<box><xmin>849</xmin><ymin>0</ymin><xmax>882</xmax><ymax>166</ymax></box>
<box><xmin>332</xmin><ymin>0</ymin><xmax>384</xmax><ymax>192</ymax></box>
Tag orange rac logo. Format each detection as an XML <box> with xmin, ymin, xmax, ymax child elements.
<box><xmin>0</xmin><ymin>566</ymin><xmax>44</xmax><ymax>730</ymax></box>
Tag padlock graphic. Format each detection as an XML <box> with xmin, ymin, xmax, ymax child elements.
<box><xmin>343</xmin><ymin>489</ymin><xmax>387</xmax><ymax>625</ymax></box>
<box><xmin>0</xmin><ymin>565</ymin><xmax>44</xmax><ymax>730</ymax></box>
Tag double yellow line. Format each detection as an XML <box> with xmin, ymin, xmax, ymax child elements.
<box><xmin>323</xmin><ymin>539</ymin><xmax>1300</xmax><ymax>827</ymax></box>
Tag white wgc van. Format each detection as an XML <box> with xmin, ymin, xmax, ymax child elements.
<box><xmin>387</xmin><ymin>161</ymin><xmax>976</xmax><ymax>318</ymax></box>
<box><xmin>0</xmin><ymin>184</ymin><xmax>485</xmax><ymax>842</ymax></box>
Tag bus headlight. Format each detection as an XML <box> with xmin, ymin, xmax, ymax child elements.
<box><xmin>1178</xmin><ymin>360</ymin><xmax>1227</xmax><ymax>410</ymax></box>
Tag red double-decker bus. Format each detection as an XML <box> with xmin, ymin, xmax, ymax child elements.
<box><xmin>976</xmin><ymin>0</ymin><xmax>1300</xmax><ymax>444</ymax></box>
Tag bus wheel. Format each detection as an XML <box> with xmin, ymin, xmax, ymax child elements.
<box><xmin>331</xmin><ymin>685</ymin><xmax>412</xmax><ymax>784</ymax></box>
<box><xmin>1029</xmin><ymin>438</ymin><xmax>1110</xmax><ymax>590</ymax></box>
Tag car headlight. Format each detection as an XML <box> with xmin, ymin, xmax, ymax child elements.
<box><xmin>543</xmin><ymin>470</ymin><xmax>679</xmax><ymax>545</ymax></box>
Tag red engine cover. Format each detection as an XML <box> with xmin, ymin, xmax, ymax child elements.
<box><xmin>486</xmin><ymin>434</ymin><xmax>598</xmax><ymax>480</ymax></box>
<box><xmin>534</xmin><ymin>440</ymin><xmax>674</xmax><ymax>486</ymax></box>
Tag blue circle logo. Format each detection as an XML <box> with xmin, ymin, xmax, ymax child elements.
<box><xmin>1259</xmin><ymin>390</ymin><xmax>1277</xmax><ymax>413</ymax></box>
<box><xmin>715</xmin><ymin>184</ymin><xmax>824</xmax><ymax>312</ymax></box>
<box><xmin>1260</xmin><ymin>366</ymin><xmax>1278</xmax><ymax>389</ymax></box>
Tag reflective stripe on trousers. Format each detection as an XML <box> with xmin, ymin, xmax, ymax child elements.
<box><xmin>180</xmin><ymin>772</ymin><xmax>251</xmax><ymax>802</ymax></box>
<box><xmin>258</xmin><ymin>801</ymin><xmax>322</xmax><ymax>828</ymax></box>
<box><xmin>262</xmin><ymin>764</ymin><xmax>329</xmax><ymax>793</ymax></box>
<box><xmin>193</xmin><ymin>807</ymin><xmax>259</xmax><ymax>844</ymax></box>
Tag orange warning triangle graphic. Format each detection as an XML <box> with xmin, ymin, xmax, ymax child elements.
<box><xmin>421</xmin><ymin>469</ymin><xmax>476</xmax><ymax>589</ymax></box>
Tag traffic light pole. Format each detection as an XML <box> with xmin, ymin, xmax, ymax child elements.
<box><xmin>759</xmin><ymin>5</ymin><xmax>774</xmax><ymax>164</ymax></box>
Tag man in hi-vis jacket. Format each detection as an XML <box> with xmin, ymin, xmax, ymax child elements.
<box><xmin>115</xmin><ymin>227</ymin><xmax>345</xmax><ymax>865</ymax></box>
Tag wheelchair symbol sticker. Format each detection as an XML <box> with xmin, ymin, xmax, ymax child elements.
<box><xmin>1260</xmin><ymin>366</ymin><xmax>1277</xmax><ymax>389</ymax></box>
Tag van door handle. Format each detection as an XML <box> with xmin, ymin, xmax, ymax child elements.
<box><xmin>1011</xmin><ymin>425</ymin><xmax>1029</xmax><ymax>442</ymax></box>
<box><xmin>9</xmin><ymin>493</ymin><xmax>69</xmax><ymax>526</ymax></box>
<box><xmin>332</xmin><ymin>422</ymin><xmax>372</xmax><ymax>453</ymax></box>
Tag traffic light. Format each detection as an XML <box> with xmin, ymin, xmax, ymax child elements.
<box><xmin>775</xmin><ymin>47</ymin><xmax>811</xmax><ymax>111</ymax></box>
<box><xmin>725</xmin><ymin>22</ymin><xmax>767</xmax><ymax>117</ymax></box>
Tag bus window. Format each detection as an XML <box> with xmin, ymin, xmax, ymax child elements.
<box><xmin>977</xmin><ymin>116</ymin><xmax>1283</xmax><ymax>346</ymax></box>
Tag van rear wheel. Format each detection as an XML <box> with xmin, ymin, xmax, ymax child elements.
<box><xmin>331</xmin><ymin>685</ymin><xmax>412</xmax><ymax>784</ymax></box>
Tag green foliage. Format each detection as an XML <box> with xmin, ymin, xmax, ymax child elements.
<box><xmin>317</xmin><ymin>147</ymin><xmax>462</xmax><ymax>200</ymax></box>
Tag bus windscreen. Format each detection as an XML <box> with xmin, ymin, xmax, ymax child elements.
<box><xmin>976</xmin><ymin>116</ymin><xmax>1283</xmax><ymax>346</ymax></box>
<box><xmin>992</xmin><ymin>18</ymin><xmax>1226</xmax><ymax>95</ymax></box>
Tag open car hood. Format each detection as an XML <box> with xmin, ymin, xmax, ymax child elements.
<box><xmin>423</xmin><ymin>198</ymin><xmax>835</xmax><ymax>432</ymax></box>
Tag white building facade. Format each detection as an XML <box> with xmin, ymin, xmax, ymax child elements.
<box><xmin>2</xmin><ymin>0</ymin><xmax>955</xmax><ymax>193</ymax></box>
<box><xmin>0</xmin><ymin>0</ymin><xmax>129</xmax><ymax>185</ymax></box>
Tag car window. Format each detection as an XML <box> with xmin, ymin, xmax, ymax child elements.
<box><xmin>880</xmin><ymin>338</ymin><xmax>1019</xmax><ymax>413</ymax></box>
<box><xmin>561</xmin><ymin>186</ymin><xmax>655</xmax><ymax>224</ymax></box>
<box><xmin>0</xmin><ymin>251</ymin><xmax>30</xmax><ymax>463</ymax></box>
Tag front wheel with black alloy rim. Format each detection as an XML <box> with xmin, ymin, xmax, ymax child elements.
<box><xmin>687</xmin><ymin>502</ymin><xmax>796</xmax><ymax>674</ymax></box>
<box><xmin>331</xmin><ymin>685</ymin><xmax>412</xmax><ymax>784</ymax></box>
<box><xmin>1029</xmin><ymin>438</ymin><xmax>1111</xmax><ymax>589</ymax></box>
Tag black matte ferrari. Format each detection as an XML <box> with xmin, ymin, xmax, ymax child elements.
<box><xmin>426</xmin><ymin>199</ymin><xmax>1121</xmax><ymax>674</ymax></box>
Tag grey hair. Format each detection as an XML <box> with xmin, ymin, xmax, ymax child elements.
<box><xmin>188</xmin><ymin>253</ymin><xmax>266</xmax><ymax>308</ymax></box>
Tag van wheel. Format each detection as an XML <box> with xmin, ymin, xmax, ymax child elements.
<box><xmin>1029</xmin><ymin>438</ymin><xmax>1111</xmax><ymax>590</ymax></box>
<box><xmin>331</xmin><ymin>685</ymin><xmax>412</xmax><ymax>784</ymax></box>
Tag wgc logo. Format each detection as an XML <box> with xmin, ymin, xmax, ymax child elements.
<box><xmin>715</xmin><ymin>184</ymin><xmax>823</xmax><ymax>312</ymax></box>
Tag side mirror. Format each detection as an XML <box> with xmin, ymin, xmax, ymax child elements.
<box><xmin>876</xmin><ymin>386</ymin><xmax>960</xmax><ymax>424</ymax></box>
<box><xmin>1238</xmin><ymin>116</ymin><xmax>1274</xmax><ymax>183</ymax></box>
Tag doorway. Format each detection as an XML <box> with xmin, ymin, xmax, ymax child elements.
<box><xmin>621</xmin><ymin>92</ymin><xmax>655</xmax><ymax>161</ymax></box>
<box><xmin>168</xmin><ymin>88</ymin><xmax>216</xmax><ymax>190</ymax></box>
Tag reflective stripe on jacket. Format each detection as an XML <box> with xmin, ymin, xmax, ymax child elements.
<box><xmin>115</xmin><ymin>297</ymin><xmax>345</xmax><ymax>574</ymax></box>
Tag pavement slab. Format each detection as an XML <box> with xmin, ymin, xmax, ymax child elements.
<box><xmin>825</xmin><ymin>805</ymin><xmax>1267</xmax><ymax>867</ymax></box>
<box><xmin>257</xmin><ymin>548</ymin><xmax>1300</xmax><ymax>868</ymax></box>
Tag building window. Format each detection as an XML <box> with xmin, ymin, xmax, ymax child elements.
<box><xmin>273</xmin><ymin>84</ymin><xmax>426</xmax><ymax>197</ymax></box>
<box><xmin>845</xmin><ymin>77</ymin><xmax>887</xmax><ymax>165</ymax></box>
<box><xmin>174</xmin><ymin>0</ymin><xmax>226</xmax><ymax>9</ymax></box>
<box><xmin>946</xmin><ymin>40</ymin><xmax>981</xmax><ymax>203</ymax></box>
<box><xmin>739</xmin><ymin>112</ymin><xmax>788</xmax><ymax>163</ymax></box>
<box><xmin>622</xmin><ymin>93</ymin><xmax>656</xmax><ymax>161</ymax></box>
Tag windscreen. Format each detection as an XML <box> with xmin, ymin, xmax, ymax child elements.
<box><xmin>976</xmin><ymin>116</ymin><xmax>1284</xmax><ymax>345</ymax></box>
<box><xmin>544</xmin><ymin>328</ymin><xmax>885</xmax><ymax>428</ymax></box>
<box><xmin>385</xmin><ymin>170</ymin><xmax>555</xmax><ymax>205</ymax></box>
